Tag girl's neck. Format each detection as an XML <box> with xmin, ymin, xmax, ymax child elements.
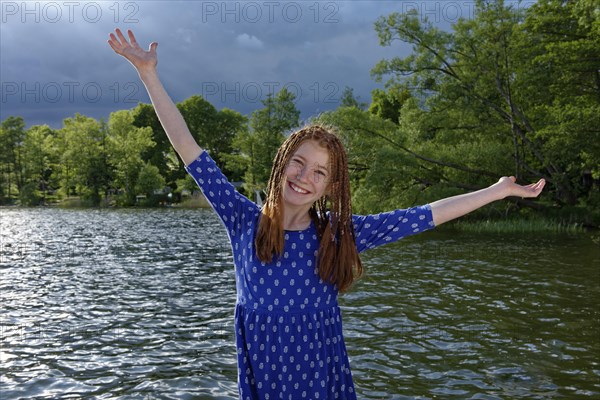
<box><xmin>282</xmin><ymin>205</ymin><xmax>312</xmax><ymax>231</ymax></box>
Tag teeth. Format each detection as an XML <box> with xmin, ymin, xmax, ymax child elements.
<box><xmin>290</xmin><ymin>182</ymin><xmax>308</xmax><ymax>194</ymax></box>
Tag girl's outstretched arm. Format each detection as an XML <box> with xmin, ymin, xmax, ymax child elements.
<box><xmin>430</xmin><ymin>176</ymin><xmax>546</xmax><ymax>226</ymax></box>
<box><xmin>108</xmin><ymin>28</ymin><xmax>202</xmax><ymax>166</ymax></box>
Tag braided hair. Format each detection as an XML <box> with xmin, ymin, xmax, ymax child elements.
<box><xmin>255</xmin><ymin>125</ymin><xmax>363</xmax><ymax>292</ymax></box>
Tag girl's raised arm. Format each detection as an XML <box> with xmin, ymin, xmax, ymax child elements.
<box><xmin>430</xmin><ymin>176</ymin><xmax>546</xmax><ymax>226</ymax></box>
<box><xmin>108</xmin><ymin>28</ymin><xmax>202</xmax><ymax>166</ymax></box>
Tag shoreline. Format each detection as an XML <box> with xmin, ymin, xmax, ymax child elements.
<box><xmin>2</xmin><ymin>204</ymin><xmax>595</xmax><ymax>234</ymax></box>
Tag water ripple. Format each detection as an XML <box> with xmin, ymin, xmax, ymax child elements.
<box><xmin>1</xmin><ymin>208</ymin><xmax>598</xmax><ymax>399</ymax></box>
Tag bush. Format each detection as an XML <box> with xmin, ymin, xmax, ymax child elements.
<box><xmin>136</xmin><ymin>162</ymin><xmax>166</xmax><ymax>198</ymax></box>
<box><xmin>19</xmin><ymin>182</ymin><xmax>42</xmax><ymax>206</ymax></box>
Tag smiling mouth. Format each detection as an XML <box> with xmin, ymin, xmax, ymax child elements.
<box><xmin>289</xmin><ymin>181</ymin><xmax>309</xmax><ymax>194</ymax></box>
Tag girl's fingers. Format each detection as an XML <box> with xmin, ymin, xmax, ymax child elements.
<box><xmin>127</xmin><ymin>29</ymin><xmax>139</xmax><ymax>48</ymax></box>
<box><xmin>115</xmin><ymin>28</ymin><xmax>128</xmax><ymax>45</ymax></box>
<box><xmin>524</xmin><ymin>180</ymin><xmax>545</xmax><ymax>197</ymax></box>
<box><xmin>108</xmin><ymin>34</ymin><xmax>121</xmax><ymax>47</ymax></box>
<box><xmin>536</xmin><ymin>180</ymin><xmax>546</xmax><ymax>193</ymax></box>
<box><xmin>107</xmin><ymin>39</ymin><xmax>119</xmax><ymax>52</ymax></box>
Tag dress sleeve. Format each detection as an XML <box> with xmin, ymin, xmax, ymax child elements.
<box><xmin>352</xmin><ymin>205</ymin><xmax>435</xmax><ymax>253</ymax></box>
<box><xmin>185</xmin><ymin>150</ymin><xmax>260</xmax><ymax>240</ymax></box>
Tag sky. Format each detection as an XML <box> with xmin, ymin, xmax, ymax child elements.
<box><xmin>0</xmin><ymin>1</ymin><xmax>493</xmax><ymax>129</ymax></box>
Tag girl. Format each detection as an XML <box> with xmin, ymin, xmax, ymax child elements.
<box><xmin>108</xmin><ymin>29</ymin><xmax>545</xmax><ymax>399</ymax></box>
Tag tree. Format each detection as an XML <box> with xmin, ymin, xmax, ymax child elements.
<box><xmin>340</xmin><ymin>86</ymin><xmax>367</xmax><ymax>110</ymax></box>
<box><xmin>0</xmin><ymin>116</ymin><xmax>26</xmax><ymax>202</ymax></box>
<box><xmin>370</xmin><ymin>0</ymin><xmax>599</xmax><ymax>214</ymax></box>
<box><xmin>131</xmin><ymin>102</ymin><xmax>175</xmax><ymax>181</ymax></box>
<box><xmin>55</xmin><ymin>114</ymin><xmax>110</xmax><ymax>205</ymax></box>
<box><xmin>232</xmin><ymin>88</ymin><xmax>300</xmax><ymax>195</ymax></box>
<box><xmin>520</xmin><ymin>0</ymin><xmax>600</xmax><ymax>204</ymax></box>
<box><xmin>368</xmin><ymin>84</ymin><xmax>411</xmax><ymax>124</ymax></box>
<box><xmin>316</xmin><ymin>106</ymin><xmax>428</xmax><ymax>213</ymax></box>
<box><xmin>177</xmin><ymin>95</ymin><xmax>244</xmax><ymax>177</ymax></box>
<box><xmin>214</xmin><ymin>108</ymin><xmax>249</xmax><ymax>182</ymax></box>
<box><xmin>106</xmin><ymin>110</ymin><xmax>156</xmax><ymax>205</ymax></box>
<box><xmin>135</xmin><ymin>161</ymin><xmax>166</xmax><ymax>198</ymax></box>
<box><xmin>21</xmin><ymin>125</ymin><xmax>56</xmax><ymax>203</ymax></box>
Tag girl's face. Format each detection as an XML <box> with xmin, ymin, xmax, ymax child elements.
<box><xmin>282</xmin><ymin>140</ymin><xmax>331</xmax><ymax>210</ymax></box>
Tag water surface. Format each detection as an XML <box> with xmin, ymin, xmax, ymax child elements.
<box><xmin>1</xmin><ymin>208</ymin><xmax>598</xmax><ymax>399</ymax></box>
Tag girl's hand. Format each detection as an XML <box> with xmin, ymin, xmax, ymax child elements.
<box><xmin>108</xmin><ymin>29</ymin><xmax>157</xmax><ymax>74</ymax></box>
<box><xmin>430</xmin><ymin>176</ymin><xmax>546</xmax><ymax>226</ymax></box>
<box><xmin>495</xmin><ymin>176</ymin><xmax>546</xmax><ymax>199</ymax></box>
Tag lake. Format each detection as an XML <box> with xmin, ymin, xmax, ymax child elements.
<box><xmin>1</xmin><ymin>208</ymin><xmax>598</xmax><ymax>399</ymax></box>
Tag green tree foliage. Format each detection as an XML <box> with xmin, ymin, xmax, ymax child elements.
<box><xmin>368</xmin><ymin>84</ymin><xmax>411</xmax><ymax>124</ymax></box>
<box><xmin>132</xmin><ymin>99</ymin><xmax>247</xmax><ymax>189</ymax></box>
<box><xmin>316</xmin><ymin>106</ymin><xmax>423</xmax><ymax>213</ymax></box>
<box><xmin>54</xmin><ymin>114</ymin><xmax>110</xmax><ymax>205</ymax></box>
<box><xmin>106</xmin><ymin>110</ymin><xmax>156</xmax><ymax>206</ymax></box>
<box><xmin>370</xmin><ymin>0</ymin><xmax>599</xmax><ymax>216</ymax></box>
<box><xmin>131</xmin><ymin>102</ymin><xmax>175</xmax><ymax>181</ymax></box>
<box><xmin>178</xmin><ymin>95</ymin><xmax>246</xmax><ymax>179</ymax></box>
<box><xmin>135</xmin><ymin>161</ymin><xmax>166</xmax><ymax>198</ymax></box>
<box><xmin>231</xmin><ymin>88</ymin><xmax>300</xmax><ymax>195</ymax></box>
<box><xmin>214</xmin><ymin>108</ymin><xmax>249</xmax><ymax>182</ymax></box>
<box><xmin>521</xmin><ymin>0</ymin><xmax>600</xmax><ymax>203</ymax></box>
<box><xmin>0</xmin><ymin>94</ymin><xmax>245</xmax><ymax>207</ymax></box>
<box><xmin>0</xmin><ymin>116</ymin><xmax>26</xmax><ymax>202</ymax></box>
<box><xmin>18</xmin><ymin>182</ymin><xmax>42</xmax><ymax>206</ymax></box>
<box><xmin>21</xmin><ymin>125</ymin><xmax>56</xmax><ymax>203</ymax></box>
<box><xmin>340</xmin><ymin>86</ymin><xmax>367</xmax><ymax>110</ymax></box>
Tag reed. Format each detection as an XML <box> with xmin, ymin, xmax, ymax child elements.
<box><xmin>177</xmin><ymin>196</ymin><xmax>211</xmax><ymax>208</ymax></box>
<box><xmin>446</xmin><ymin>218</ymin><xmax>585</xmax><ymax>234</ymax></box>
<box><xmin>57</xmin><ymin>196</ymin><xmax>87</xmax><ymax>208</ymax></box>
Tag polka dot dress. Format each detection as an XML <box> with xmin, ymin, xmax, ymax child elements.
<box><xmin>186</xmin><ymin>151</ymin><xmax>435</xmax><ymax>399</ymax></box>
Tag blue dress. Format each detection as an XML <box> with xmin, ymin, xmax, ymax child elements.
<box><xmin>186</xmin><ymin>151</ymin><xmax>435</xmax><ymax>400</ymax></box>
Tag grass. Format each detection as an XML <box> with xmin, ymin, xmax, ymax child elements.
<box><xmin>54</xmin><ymin>196</ymin><xmax>115</xmax><ymax>208</ymax></box>
<box><xmin>56</xmin><ymin>197</ymin><xmax>88</xmax><ymax>208</ymax></box>
<box><xmin>21</xmin><ymin>195</ymin><xmax>211</xmax><ymax>209</ymax></box>
<box><xmin>446</xmin><ymin>218</ymin><xmax>586</xmax><ymax>234</ymax></box>
<box><xmin>176</xmin><ymin>196</ymin><xmax>211</xmax><ymax>208</ymax></box>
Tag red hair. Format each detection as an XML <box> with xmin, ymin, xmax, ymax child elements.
<box><xmin>255</xmin><ymin>125</ymin><xmax>362</xmax><ymax>292</ymax></box>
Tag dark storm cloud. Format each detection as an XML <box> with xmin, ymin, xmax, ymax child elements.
<box><xmin>0</xmin><ymin>1</ymin><xmax>475</xmax><ymax>129</ymax></box>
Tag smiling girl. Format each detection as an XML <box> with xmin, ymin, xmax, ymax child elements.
<box><xmin>108</xmin><ymin>29</ymin><xmax>545</xmax><ymax>399</ymax></box>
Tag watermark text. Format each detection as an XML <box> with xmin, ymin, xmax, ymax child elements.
<box><xmin>1</xmin><ymin>81</ymin><xmax>141</xmax><ymax>104</ymax></box>
<box><xmin>1</xmin><ymin>1</ymin><xmax>139</xmax><ymax>24</ymax></box>
<box><xmin>200</xmin><ymin>80</ymin><xmax>340</xmax><ymax>104</ymax></box>
<box><xmin>199</xmin><ymin>1</ymin><xmax>339</xmax><ymax>24</ymax></box>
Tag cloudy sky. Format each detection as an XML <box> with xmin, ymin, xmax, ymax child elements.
<box><xmin>1</xmin><ymin>1</ymin><xmax>480</xmax><ymax>129</ymax></box>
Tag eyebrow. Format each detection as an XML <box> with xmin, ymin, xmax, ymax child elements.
<box><xmin>293</xmin><ymin>154</ymin><xmax>329</xmax><ymax>173</ymax></box>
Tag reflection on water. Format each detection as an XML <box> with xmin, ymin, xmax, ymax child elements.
<box><xmin>1</xmin><ymin>208</ymin><xmax>599</xmax><ymax>399</ymax></box>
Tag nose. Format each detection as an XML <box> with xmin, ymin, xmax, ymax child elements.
<box><xmin>295</xmin><ymin>166</ymin><xmax>308</xmax><ymax>182</ymax></box>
